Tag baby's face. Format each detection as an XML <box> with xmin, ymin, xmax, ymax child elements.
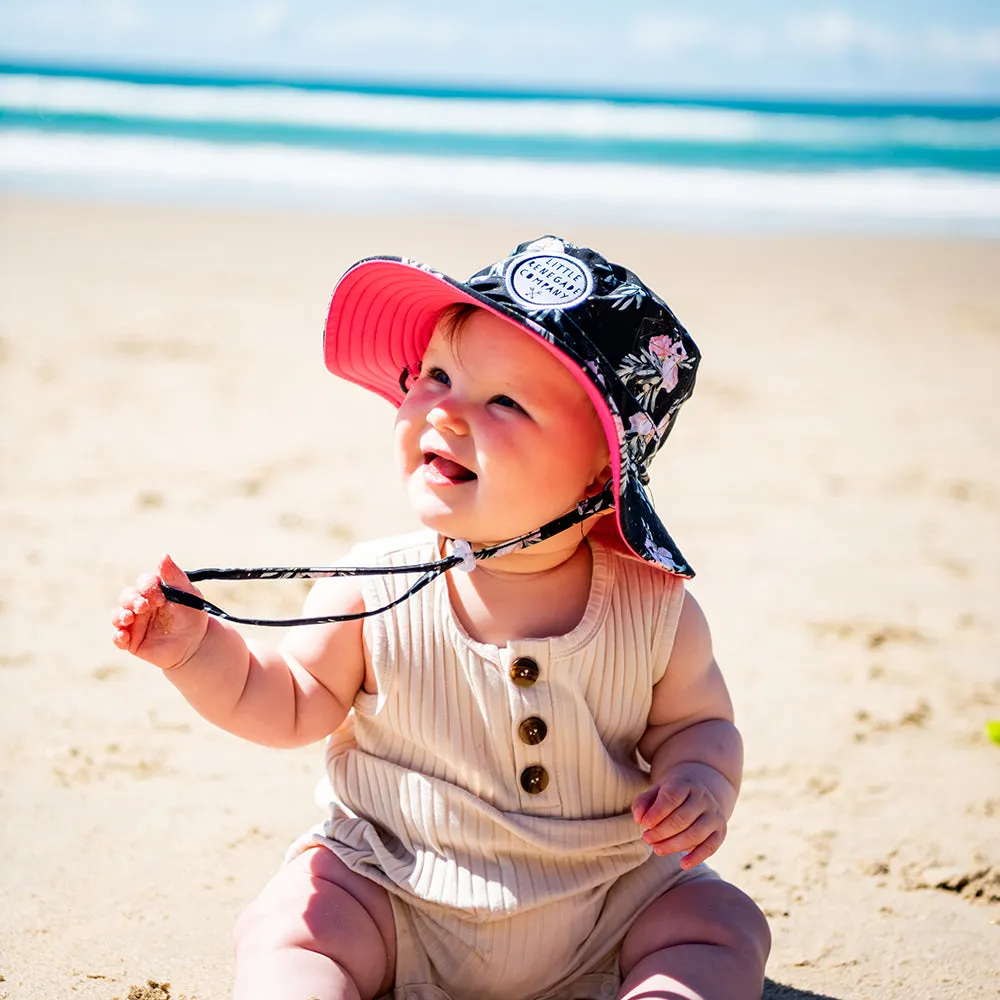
<box><xmin>394</xmin><ymin>309</ymin><xmax>609</xmax><ymax>548</ymax></box>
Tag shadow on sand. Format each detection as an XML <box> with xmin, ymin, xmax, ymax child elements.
<box><xmin>762</xmin><ymin>979</ymin><xmax>844</xmax><ymax>1000</ymax></box>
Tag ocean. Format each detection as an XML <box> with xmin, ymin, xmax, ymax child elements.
<box><xmin>2</xmin><ymin>62</ymin><xmax>999</xmax><ymax>234</ymax></box>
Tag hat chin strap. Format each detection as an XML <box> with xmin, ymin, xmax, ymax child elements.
<box><xmin>159</xmin><ymin>483</ymin><xmax>616</xmax><ymax>627</ymax></box>
<box><xmin>452</xmin><ymin>480</ymin><xmax>615</xmax><ymax>568</ymax></box>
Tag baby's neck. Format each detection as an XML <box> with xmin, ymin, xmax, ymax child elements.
<box><xmin>445</xmin><ymin>537</ymin><xmax>595</xmax><ymax>647</ymax></box>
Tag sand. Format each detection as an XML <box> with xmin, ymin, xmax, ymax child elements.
<box><xmin>0</xmin><ymin>195</ymin><xmax>998</xmax><ymax>1000</ymax></box>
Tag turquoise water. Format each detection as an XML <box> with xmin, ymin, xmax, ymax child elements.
<box><xmin>2</xmin><ymin>61</ymin><xmax>999</xmax><ymax>232</ymax></box>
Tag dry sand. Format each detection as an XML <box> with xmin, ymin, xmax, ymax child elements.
<box><xmin>0</xmin><ymin>195</ymin><xmax>998</xmax><ymax>1000</ymax></box>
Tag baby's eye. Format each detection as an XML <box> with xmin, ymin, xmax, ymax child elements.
<box><xmin>489</xmin><ymin>394</ymin><xmax>526</xmax><ymax>413</ymax></box>
<box><xmin>423</xmin><ymin>367</ymin><xmax>451</xmax><ymax>387</ymax></box>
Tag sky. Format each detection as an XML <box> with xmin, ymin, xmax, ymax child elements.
<box><xmin>1</xmin><ymin>0</ymin><xmax>999</xmax><ymax>100</ymax></box>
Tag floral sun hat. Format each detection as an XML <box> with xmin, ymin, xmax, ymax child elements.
<box><xmin>324</xmin><ymin>235</ymin><xmax>701</xmax><ymax>577</ymax></box>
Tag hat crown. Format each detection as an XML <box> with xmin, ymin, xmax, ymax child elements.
<box><xmin>465</xmin><ymin>236</ymin><xmax>700</xmax><ymax>474</ymax></box>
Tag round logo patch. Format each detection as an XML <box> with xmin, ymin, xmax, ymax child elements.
<box><xmin>504</xmin><ymin>252</ymin><xmax>594</xmax><ymax>311</ymax></box>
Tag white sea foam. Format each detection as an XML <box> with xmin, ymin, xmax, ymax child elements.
<box><xmin>2</xmin><ymin>129</ymin><xmax>998</xmax><ymax>234</ymax></box>
<box><xmin>2</xmin><ymin>73</ymin><xmax>998</xmax><ymax>150</ymax></box>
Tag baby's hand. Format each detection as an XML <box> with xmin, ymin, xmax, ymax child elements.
<box><xmin>111</xmin><ymin>554</ymin><xmax>209</xmax><ymax>670</ymax></box>
<box><xmin>632</xmin><ymin>763</ymin><xmax>728</xmax><ymax>869</ymax></box>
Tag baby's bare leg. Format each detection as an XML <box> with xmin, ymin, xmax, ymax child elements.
<box><xmin>618</xmin><ymin>878</ymin><xmax>770</xmax><ymax>1000</ymax></box>
<box><xmin>232</xmin><ymin>847</ymin><xmax>396</xmax><ymax>1000</ymax></box>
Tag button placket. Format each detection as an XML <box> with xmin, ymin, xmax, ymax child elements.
<box><xmin>505</xmin><ymin>647</ymin><xmax>555</xmax><ymax>802</ymax></box>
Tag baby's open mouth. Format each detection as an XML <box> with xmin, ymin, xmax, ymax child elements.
<box><xmin>423</xmin><ymin>452</ymin><xmax>477</xmax><ymax>483</ymax></box>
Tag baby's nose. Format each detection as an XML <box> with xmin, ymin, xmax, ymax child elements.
<box><xmin>427</xmin><ymin>401</ymin><xmax>469</xmax><ymax>435</ymax></box>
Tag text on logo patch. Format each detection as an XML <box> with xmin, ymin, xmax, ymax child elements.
<box><xmin>504</xmin><ymin>253</ymin><xmax>594</xmax><ymax>311</ymax></box>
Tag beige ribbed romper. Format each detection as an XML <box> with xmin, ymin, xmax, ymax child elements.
<box><xmin>289</xmin><ymin>531</ymin><xmax>717</xmax><ymax>1000</ymax></box>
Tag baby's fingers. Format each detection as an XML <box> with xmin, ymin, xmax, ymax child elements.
<box><xmin>136</xmin><ymin>569</ymin><xmax>169</xmax><ymax>606</ymax></box>
<box><xmin>115</xmin><ymin>584</ymin><xmax>153</xmax><ymax>623</ymax></box>
<box><xmin>111</xmin><ymin>605</ymin><xmax>134</xmax><ymax>629</ymax></box>
<box><xmin>679</xmin><ymin>830</ymin><xmax>725</xmax><ymax>869</ymax></box>
<box><xmin>118</xmin><ymin>578</ymin><xmax>159</xmax><ymax>616</ymax></box>
<box><xmin>111</xmin><ymin>556</ymin><xmax>208</xmax><ymax>668</ymax></box>
<box><xmin>111</xmin><ymin>625</ymin><xmax>133</xmax><ymax>650</ymax></box>
<box><xmin>647</xmin><ymin>815</ymin><xmax>723</xmax><ymax>862</ymax></box>
<box><xmin>113</xmin><ymin>558</ymin><xmax>184</xmax><ymax>655</ymax></box>
<box><xmin>632</xmin><ymin>780</ymin><xmax>689</xmax><ymax>829</ymax></box>
<box><xmin>640</xmin><ymin>795</ymin><xmax>702</xmax><ymax>847</ymax></box>
<box><xmin>156</xmin><ymin>553</ymin><xmax>198</xmax><ymax>596</ymax></box>
<box><xmin>113</xmin><ymin>585</ymin><xmax>152</xmax><ymax>653</ymax></box>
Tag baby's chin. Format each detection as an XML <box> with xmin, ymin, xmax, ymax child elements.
<box><xmin>403</xmin><ymin>492</ymin><xmax>493</xmax><ymax>544</ymax></box>
<box><xmin>402</xmin><ymin>473</ymin><xmax>577</xmax><ymax>546</ymax></box>
<box><xmin>404</xmin><ymin>488</ymin><xmax>468</xmax><ymax>536</ymax></box>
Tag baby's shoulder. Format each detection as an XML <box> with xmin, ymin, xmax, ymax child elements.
<box><xmin>599</xmin><ymin>539</ymin><xmax>686</xmax><ymax>600</ymax></box>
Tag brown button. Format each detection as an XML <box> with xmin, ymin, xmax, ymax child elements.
<box><xmin>520</xmin><ymin>764</ymin><xmax>549</xmax><ymax>794</ymax></box>
<box><xmin>509</xmin><ymin>657</ymin><xmax>539</xmax><ymax>687</ymax></box>
<box><xmin>518</xmin><ymin>716</ymin><xmax>548</xmax><ymax>746</ymax></box>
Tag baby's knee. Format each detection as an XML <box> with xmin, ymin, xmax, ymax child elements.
<box><xmin>714</xmin><ymin>885</ymin><xmax>771</xmax><ymax>967</ymax></box>
<box><xmin>233</xmin><ymin>879</ymin><xmax>374</xmax><ymax>952</ymax></box>
<box><xmin>621</xmin><ymin>878</ymin><xmax>771</xmax><ymax>975</ymax></box>
<box><xmin>232</xmin><ymin>857</ymin><xmax>394</xmax><ymax>998</ymax></box>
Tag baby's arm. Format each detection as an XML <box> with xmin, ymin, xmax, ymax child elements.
<box><xmin>632</xmin><ymin>591</ymin><xmax>743</xmax><ymax>869</ymax></box>
<box><xmin>111</xmin><ymin>554</ymin><xmax>366</xmax><ymax>748</ymax></box>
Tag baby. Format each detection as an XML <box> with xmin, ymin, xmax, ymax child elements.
<box><xmin>112</xmin><ymin>236</ymin><xmax>770</xmax><ymax>1000</ymax></box>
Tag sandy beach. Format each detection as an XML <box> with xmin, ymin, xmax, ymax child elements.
<box><xmin>1</xmin><ymin>194</ymin><xmax>998</xmax><ymax>1000</ymax></box>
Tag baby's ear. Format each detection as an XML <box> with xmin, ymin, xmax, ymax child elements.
<box><xmin>585</xmin><ymin>462</ymin><xmax>613</xmax><ymax>498</ymax></box>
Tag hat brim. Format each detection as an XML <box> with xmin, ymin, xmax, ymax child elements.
<box><xmin>324</xmin><ymin>257</ymin><xmax>693</xmax><ymax>577</ymax></box>
<box><xmin>597</xmin><ymin>474</ymin><xmax>693</xmax><ymax>577</ymax></box>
